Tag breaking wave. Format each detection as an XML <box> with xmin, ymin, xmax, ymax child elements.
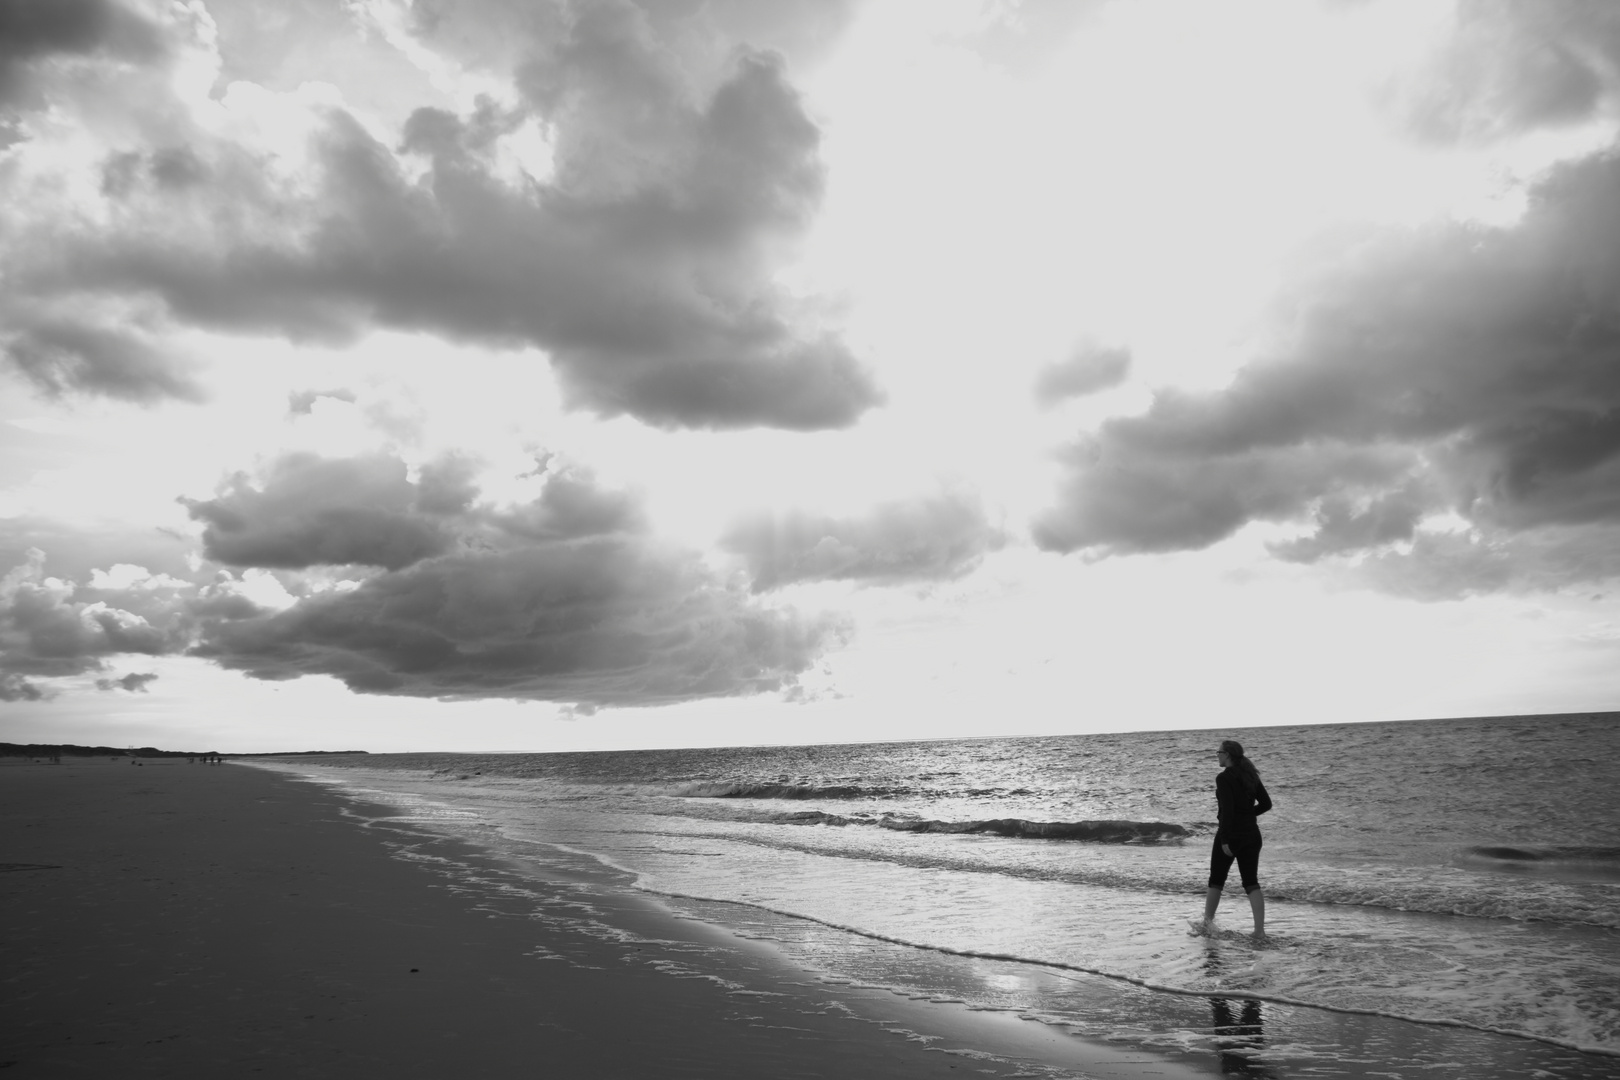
<box><xmin>676</xmin><ymin>781</ymin><xmax>908</xmax><ymax>800</ymax></box>
<box><xmin>1459</xmin><ymin>845</ymin><xmax>1620</xmax><ymax>883</ymax></box>
<box><xmin>1466</xmin><ymin>845</ymin><xmax>1620</xmax><ymax>862</ymax></box>
<box><xmin>763</xmin><ymin>811</ymin><xmax>1189</xmax><ymax>844</ymax></box>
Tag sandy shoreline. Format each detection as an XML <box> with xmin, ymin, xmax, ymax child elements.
<box><xmin>1</xmin><ymin>758</ymin><xmax>1218</xmax><ymax>1078</ymax></box>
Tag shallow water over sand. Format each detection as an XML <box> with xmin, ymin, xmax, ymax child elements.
<box><xmin>257</xmin><ymin>712</ymin><xmax>1620</xmax><ymax>1077</ymax></box>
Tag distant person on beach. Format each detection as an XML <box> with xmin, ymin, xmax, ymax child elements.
<box><xmin>1203</xmin><ymin>739</ymin><xmax>1271</xmax><ymax>937</ymax></box>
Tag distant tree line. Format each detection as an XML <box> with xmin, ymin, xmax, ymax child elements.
<box><xmin>1</xmin><ymin>742</ymin><xmax>208</xmax><ymax>758</ymax></box>
<box><xmin>0</xmin><ymin>743</ymin><xmax>369</xmax><ymax>758</ymax></box>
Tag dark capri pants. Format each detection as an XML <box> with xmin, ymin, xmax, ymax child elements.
<box><xmin>1208</xmin><ymin>834</ymin><xmax>1262</xmax><ymax>893</ymax></box>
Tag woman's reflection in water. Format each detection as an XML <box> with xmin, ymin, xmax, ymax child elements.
<box><xmin>1209</xmin><ymin>997</ymin><xmax>1276</xmax><ymax>1078</ymax></box>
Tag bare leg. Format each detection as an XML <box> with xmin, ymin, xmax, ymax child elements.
<box><xmin>1247</xmin><ymin>888</ymin><xmax>1265</xmax><ymax>936</ymax></box>
<box><xmin>1203</xmin><ymin>886</ymin><xmax>1222</xmax><ymax>925</ymax></box>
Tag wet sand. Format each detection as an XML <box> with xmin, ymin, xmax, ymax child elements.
<box><xmin>0</xmin><ymin>757</ymin><xmax>1217</xmax><ymax>1078</ymax></box>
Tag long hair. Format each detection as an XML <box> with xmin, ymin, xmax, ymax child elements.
<box><xmin>1221</xmin><ymin>739</ymin><xmax>1262</xmax><ymax>795</ymax></box>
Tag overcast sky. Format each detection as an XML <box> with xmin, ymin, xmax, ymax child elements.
<box><xmin>3</xmin><ymin>0</ymin><xmax>1619</xmax><ymax>752</ymax></box>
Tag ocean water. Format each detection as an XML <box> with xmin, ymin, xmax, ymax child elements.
<box><xmin>261</xmin><ymin>713</ymin><xmax>1620</xmax><ymax>1077</ymax></box>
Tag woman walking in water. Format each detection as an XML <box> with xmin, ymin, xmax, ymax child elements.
<box><xmin>1203</xmin><ymin>739</ymin><xmax>1272</xmax><ymax>937</ymax></box>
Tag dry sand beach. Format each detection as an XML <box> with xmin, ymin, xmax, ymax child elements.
<box><xmin>1</xmin><ymin>758</ymin><xmax>1217</xmax><ymax>1079</ymax></box>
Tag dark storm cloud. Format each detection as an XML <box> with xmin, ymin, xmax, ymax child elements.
<box><xmin>4</xmin><ymin>0</ymin><xmax>878</xmax><ymax>429</ymax></box>
<box><xmin>1036</xmin><ymin>149</ymin><xmax>1620</xmax><ymax>591</ymax></box>
<box><xmin>95</xmin><ymin>670</ymin><xmax>157</xmax><ymax>692</ymax></box>
<box><xmin>1033</xmin><ymin>344</ymin><xmax>1131</xmax><ymax>406</ymax></box>
<box><xmin>1383</xmin><ymin>0</ymin><xmax>1620</xmax><ymax>144</ymax></box>
<box><xmin>723</xmin><ymin>495</ymin><xmax>1004</xmax><ymax>591</ymax></box>
<box><xmin>0</xmin><ymin>0</ymin><xmax>167</xmax><ymax>104</ymax></box>
<box><xmin>173</xmin><ymin>450</ymin><xmax>844</xmax><ymax>705</ymax></box>
<box><xmin>2</xmin><ymin>313</ymin><xmax>206</xmax><ymax>403</ymax></box>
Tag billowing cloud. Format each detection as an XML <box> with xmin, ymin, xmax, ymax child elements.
<box><xmin>1033</xmin><ymin>344</ymin><xmax>1131</xmax><ymax>406</ymax></box>
<box><xmin>96</xmin><ymin>670</ymin><xmax>157</xmax><ymax>691</ymax></box>
<box><xmin>489</xmin><ymin>470</ymin><xmax>643</xmax><ymax>541</ymax></box>
<box><xmin>0</xmin><ymin>548</ymin><xmax>189</xmax><ymax>682</ymax></box>
<box><xmin>179</xmin><ymin>450</ymin><xmax>643</xmax><ymax>571</ymax></box>
<box><xmin>1353</xmin><ymin>524</ymin><xmax>1620</xmax><ymax>600</ymax></box>
<box><xmin>398</xmin><ymin>0</ymin><xmax>857</xmax><ymax>98</ymax></box>
<box><xmin>1382</xmin><ymin>0</ymin><xmax>1620</xmax><ymax>145</ymax></box>
<box><xmin>1035</xmin><ymin>148</ymin><xmax>1620</xmax><ymax>594</ymax></box>
<box><xmin>1267</xmin><ymin>483</ymin><xmax>1430</xmax><ymax>564</ymax></box>
<box><xmin>172</xmin><ymin>449</ymin><xmax>844</xmax><ymax>705</ymax></box>
<box><xmin>0</xmin><ymin>673</ymin><xmax>48</xmax><ymax>701</ymax></box>
<box><xmin>0</xmin><ymin>0</ymin><xmax>167</xmax><ymax>106</ymax></box>
<box><xmin>181</xmin><ymin>453</ymin><xmax>459</xmax><ymax>571</ymax></box>
<box><xmin>724</xmin><ymin>495</ymin><xmax>1004</xmax><ymax>591</ymax></box>
<box><xmin>1035</xmin><ymin>439</ymin><xmax>1419</xmax><ymax>557</ymax></box>
<box><xmin>1</xmin><ymin>449</ymin><xmax>848</xmax><ymax>706</ymax></box>
<box><xmin>287</xmin><ymin>387</ymin><xmax>357</xmax><ymax>415</ymax></box>
<box><xmin>191</xmin><ymin>539</ymin><xmax>844</xmax><ymax>706</ymax></box>
<box><xmin>2</xmin><ymin>313</ymin><xmax>205</xmax><ymax>403</ymax></box>
<box><xmin>0</xmin><ymin>517</ymin><xmax>194</xmax><ymax>586</ymax></box>
<box><xmin>0</xmin><ymin>0</ymin><xmax>879</xmax><ymax>429</ymax></box>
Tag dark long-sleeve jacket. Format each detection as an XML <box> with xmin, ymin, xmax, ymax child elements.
<box><xmin>1214</xmin><ymin>768</ymin><xmax>1272</xmax><ymax>844</ymax></box>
